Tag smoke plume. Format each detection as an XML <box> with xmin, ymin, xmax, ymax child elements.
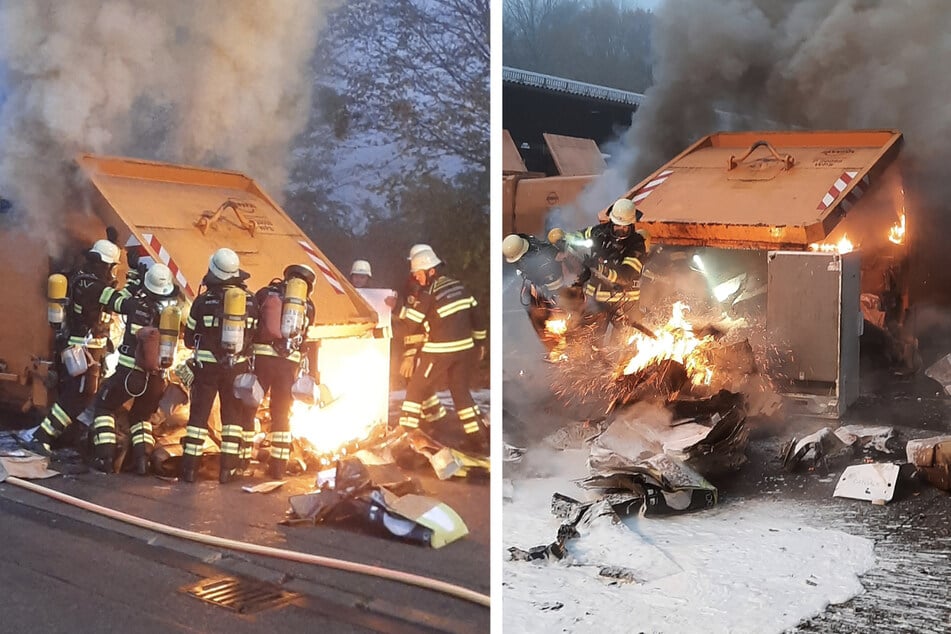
<box><xmin>0</xmin><ymin>0</ymin><xmax>336</xmax><ymax>255</ymax></box>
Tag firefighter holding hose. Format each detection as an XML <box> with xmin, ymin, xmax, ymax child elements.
<box><xmin>179</xmin><ymin>248</ymin><xmax>258</xmax><ymax>484</ymax></box>
<box><xmin>552</xmin><ymin>198</ymin><xmax>648</xmax><ymax>341</ymax></box>
<box><xmin>502</xmin><ymin>232</ymin><xmax>568</xmax><ymax>358</ymax></box>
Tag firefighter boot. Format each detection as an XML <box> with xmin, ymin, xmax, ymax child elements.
<box><xmin>179</xmin><ymin>454</ymin><xmax>198</xmax><ymax>483</ymax></box>
<box><xmin>267</xmin><ymin>458</ymin><xmax>287</xmax><ymax>480</ymax></box>
<box><xmin>132</xmin><ymin>450</ymin><xmax>149</xmax><ymax>476</ymax></box>
<box><xmin>219</xmin><ymin>454</ymin><xmax>240</xmax><ymax>484</ymax></box>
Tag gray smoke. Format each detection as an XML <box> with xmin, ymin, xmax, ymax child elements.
<box><xmin>0</xmin><ymin>0</ymin><xmax>335</xmax><ymax>254</ymax></box>
<box><xmin>625</xmin><ymin>0</ymin><xmax>951</xmax><ymax>186</ymax></box>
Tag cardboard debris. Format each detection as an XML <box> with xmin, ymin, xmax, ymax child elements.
<box><xmin>285</xmin><ymin>455</ymin><xmax>467</xmax><ymax>548</ymax></box>
<box><xmin>906</xmin><ymin>435</ymin><xmax>951</xmax><ymax>490</ymax></box>
<box><xmin>783</xmin><ymin>424</ymin><xmax>901</xmax><ymax>472</ymax></box>
<box><xmin>0</xmin><ymin>452</ymin><xmax>59</xmax><ymax>479</ymax></box>
<box><xmin>241</xmin><ymin>480</ymin><xmax>286</xmax><ymax>494</ymax></box>
<box><xmin>833</xmin><ymin>463</ymin><xmax>900</xmax><ymax>504</ymax></box>
<box><xmin>925</xmin><ymin>353</ymin><xmax>951</xmax><ymax>397</ymax></box>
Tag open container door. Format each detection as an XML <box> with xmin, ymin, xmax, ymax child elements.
<box><xmin>77</xmin><ymin>154</ymin><xmax>389</xmax><ymax>444</ymax></box>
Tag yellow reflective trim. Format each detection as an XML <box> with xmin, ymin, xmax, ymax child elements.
<box><xmin>221</xmin><ymin>442</ymin><xmax>240</xmax><ymax>453</ymax></box>
<box><xmin>99</xmin><ymin>287</ymin><xmax>115</xmax><ymax>304</ymax></box>
<box><xmin>401</xmin><ymin>401</ymin><xmax>422</xmax><ymax>413</ymax></box>
<box><xmin>463</xmin><ymin>422</ymin><xmax>481</xmax><ymax>433</ymax></box>
<box><xmin>185</xmin><ymin>426</ymin><xmax>209</xmax><ymax>439</ymax></box>
<box><xmin>622</xmin><ymin>257</ymin><xmax>643</xmax><ymax>273</ymax></box>
<box><xmin>183</xmin><ymin>444</ymin><xmax>204</xmax><ymax>456</ymax></box>
<box><xmin>202</xmin><ymin>315</ymin><xmax>215</xmax><ymax>327</ymax></box>
<box><xmin>94</xmin><ymin>433</ymin><xmax>118</xmax><ymax>444</ymax></box>
<box><xmin>405</xmin><ymin>307</ymin><xmax>426</xmax><ymax>324</ymax></box>
<box><xmin>186</xmin><ymin>316</ymin><xmax>197</xmax><ymax>329</ymax></box>
<box><xmin>436</xmin><ymin>298</ymin><xmax>473</xmax><ymax>318</ymax></box>
<box><xmin>422</xmin><ymin>338</ymin><xmax>474</xmax><ymax>353</ymax></box>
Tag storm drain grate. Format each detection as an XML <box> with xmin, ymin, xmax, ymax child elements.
<box><xmin>182</xmin><ymin>576</ymin><xmax>300</xmax><ymax>614</ymax></box>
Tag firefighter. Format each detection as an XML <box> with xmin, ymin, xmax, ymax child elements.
<box><xmin>396</xmin><ymin>244</ymin><xmax>445</xmax><ymax>428</ymax></box>
<box><xmin>558</xmin><ymin>198</ymin><xmax>647</xmax><ymax>337</ymax></box>
<box><xmin>29</xmin><ymin>238</ymin><xmax>126</xmax><ymax>457</ymax></box>
<box><xmin>88</xmin><ymin>263</ymin><xmax>179</xmax><ymax>474</ymax></box>
<box><xmin>179</xmin><ymin>248</ymin><xmax>258</xmax><ymax>484</ymax></box>
<box><xmin>247</xmin><ymin>264</ymin><xmax>317</xmax><ymax>479</ymax></box>
<box><xmin>502</xmin><ymin>233</ymin><xmax>567</xmax><ymax>355</ymax></box>
<box><xmin>349</xmin><ymin>259</ymin><xmax>372</xmax><ymax>289</ymax></box>
<box><xmin>398</xmin><ymin>246</ymin><xmax>489</xmax><ymax>453</ymax></box>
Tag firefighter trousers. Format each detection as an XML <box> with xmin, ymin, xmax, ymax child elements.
<box><xmin>249</xmin><ymin>354</ymin><xmax>296</xmax><ymax>466</ymax></box>
<box><xmin>182</xmin><ymin>361</ymin><xmax>254</xmax><ymax>474</ymax></box>
<box><xmin>34</xmin><ymin>347</ymin><xmax>106</xmax><ymax>448</ymax></box>
<box><xmin>399</xmin><ymin>349</ymin><xmax>484</xmax><ymax>437</ymax></box>
<box><xmin>91</xmin><ymin>366</ymin><xmax>166</xmax><ymax>468</ymax></box>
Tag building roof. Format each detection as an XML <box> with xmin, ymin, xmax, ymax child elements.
<box><xmin>503</xmin><ymin>66</ymin><xmax>645</xmax><ymax>108</ymax></box>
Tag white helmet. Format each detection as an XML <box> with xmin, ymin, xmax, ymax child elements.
<box><xmin>502</xmin><ymin>234</ymin><xmax>529</xmax><ymax>263</ymax></box>
<box><xmin>208</xmin><ymin>247</ymin><xmax>240</xmax><ymax>281</ymax></box>
<box><xmin>90</xmin><ymin>239</ymin><xmax>120</xmax><ymax>265</ymax></box>
<box><xmin>608</xmin><ymin>198</ymin><xmax>640</xmax><ymax>226</ymax></box>
<box><xmin>144</xmin><ymin>263</ymin><xmax>175</xmax><ymax>296</ymax></box>
<box><xmin>410</xmin><ymin>247</ymin><xmax>442</xmax><ymax>273</ymax></box>
<box><xmin>350</xmin><ymin>259</ymin><xmax>372</xmax><ymax>277</ymax></box>
<box><xmin>407</xmin><ymin>243</ymin><xmax>432</xmax><ymax>260</ymax></box>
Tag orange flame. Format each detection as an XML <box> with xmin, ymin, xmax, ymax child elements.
<box><xmin>809</xmin><ymin>234</ymin><xmax>854</xmax><ymax>254</ymax></box>
<box><xmin>888</xmin><ymin>213</ymin><xmax>906</xmax><ymax>245</ymax></box>
<box><xmin>546</xmin><ymin>318</ymin><xmax>567</xmax><ymax>335</ymax></box>
<box><xmin>289</xmin><ymin>345</ymin><xmax>389</xmax><ymax>458</ymax></box>
<box><xmin>620</xmin><ymin>301</ymin><xmax>715</xmax><ymax>386</ymax></box>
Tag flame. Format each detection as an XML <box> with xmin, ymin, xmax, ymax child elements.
<box><xmin>289</xmin><ymin>345</ymin><xmax>388</xmax><ymax>457</ymax></box>
<box><xmin>888</xmin><ymin>213</ymin><xmax>906</xmax><ymax>245</ymax></box>
<box><xmin>620</xmin><ymin>301</ymin><xmax>715</xmax><ymax>385</ymax></box>
<box><xmin>546</xmin><ymin>318</ymin><xmax>567</xmax><ymax>335</ymax></box>
<box><xmin>809</xmin><ymin>234</ymin><xmax>854</xmax><ymax>254</ymax></box>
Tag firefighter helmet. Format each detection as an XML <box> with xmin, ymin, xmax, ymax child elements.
<box><xmin>350</xmin><ymin>259</ymin><xmax>372</xmax><ymax>277</ymax></box>
<box><xmin>502</xmin><ymin>234</ymin><xmax>529</xmax><ymax>263</ymax></box>
<box><xmin>410</xmin><ymin>247</ymin><xmax>442</xmax><ymax>273</ymax></box>
<box><xmin>547</xmin><ymin>228</ymin><xmax>566</xmax><ymax>245</ymax></box>
<box><xmin>208</xmin><ymin>247</ymin><xmax>240</xmax><ymax>281</ymax></box>
<box><xmin>407</xmin><ymin>243</ymin><xmax>432</xmax><ymax>261</ymax></box>
<box><xmin>283</xmin><ymin>264</ymin><xmax>317</xmax><ymax>294</ymax></box>
<box><xmin>144</xmin><ymin>263</ymin><xmax>176</xmax><ymax>296</ymax></box>
<box><xmin>89</xmin><ymin>239</ymin><xmax>120</xmax><ymax>265</ymax></box>
<box><xmin>608</xmin><ymin>198</ymin><xmax>641</xmax><ymax>226</ymax></box>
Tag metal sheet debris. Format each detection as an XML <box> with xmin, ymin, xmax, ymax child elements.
<box><xmin>833</xmin><ymin>463</ymin><xmax>900</xmax><ymax>504</ymax></box>
<box><xmin>925</xmin><ymin>353</ymin><xmax>951</xmax><ymax>396</ymax></box>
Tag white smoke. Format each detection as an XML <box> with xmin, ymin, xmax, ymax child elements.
<box><xmin>0</xmin><ymin>0</ymin><xmax>336</xmax><ymax>254</ymax></box>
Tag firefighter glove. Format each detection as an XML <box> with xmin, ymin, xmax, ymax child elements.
<box><xmin>399</xmin><ymin>355</ymin><xmax>416</xmax><ymax>379</ymax></box>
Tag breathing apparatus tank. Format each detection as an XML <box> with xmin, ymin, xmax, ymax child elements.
<box><xmin>280</xmin><ymin>277</ymin><xmax>308</xmax><ymax>339</ymax></box>
<box><xmin>47</xmin><ymin>274</ymin><xmax>68</xmax><ymax>327</ymax></box>
<box><xmin>158</xmin><ymin>304</ymin><xmax>182</xmax><ymax>369</ymax></box>
<box><xmin>221</xmin><ymin>288</ymin><xmax>247</xmax><ymax>354</ymax></box>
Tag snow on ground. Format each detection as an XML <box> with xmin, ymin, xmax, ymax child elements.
<box><xmin>503</xmin><ymin>452</ymin><xmax>875</xmax><ymax>634</ymax></box>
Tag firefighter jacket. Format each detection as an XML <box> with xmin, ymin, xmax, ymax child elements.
<box><xmin>184</xmin><ymin>275</ymin><xmax>258</xmax><ymax>365</ymax></box>
<box><xmin>64</xmin><ymin>266</ymin><xmax>128</xmax><ymax>350</ymax></box>
<box><xmin>114</xmin><ymin>290</ymin><xmax>178</xmax><ymax>373</ymax></box>
<box><xmin>569</xmin><ymin>223</ymin><xmax>646</xmax><ymax>304</ymax></box>
<box><xmin>399</xmin><ymin>276</ymin><xmax>428</xmax><ymax>356</ymax></box>
<box><xmin>250</xmin><ymin>280</ymin><xmax>315</xmax><ymax>364</ymax></box>
<box><xmin>514</xmin><ymin>234</ymin><xmax>564</xmax><ymax>307</ymax></box>
<box><xmin>402</xmin><ymin>274</ymin><xmax>486</xmax><ymax>354</ymax></box>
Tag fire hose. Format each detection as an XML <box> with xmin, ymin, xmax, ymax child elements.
<box><xmin>2</xmin><ymin>475</ymin><xmax>490</xmax><ymax>608</ymax></box>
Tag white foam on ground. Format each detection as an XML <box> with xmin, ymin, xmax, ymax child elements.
<box><xmin>504</xmin><ymin>476</ymin><xmax>875</xmax><ymax>633</ymax></box>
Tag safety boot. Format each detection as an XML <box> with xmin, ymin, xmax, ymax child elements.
<box><xmin>267</xmin><ymin>459</ymin><xmax>287</xmax><ymax>480</ymax></box>
<box><xmin>25</xmin><ymin>439</ymin><xmax>52</xmax><ymax>458</ymax></box>
<box><xmin>179</xmin><ymin>454</ymin><xmax>198</xmax><ymax>483</ymax></box>
<box><xmin>219</xmin><ymin>454</ymin><xmax>239</xmax><ymax>484</ymax></box>
<box><xmin>133</xmin><ymin>454</ymin><xmax>149</xmax><ymax>476</ymax></box>
<box><xmin>90</xmin><ymin>454</ymin><xmax>116</xmax><ymax>474</ymax></box>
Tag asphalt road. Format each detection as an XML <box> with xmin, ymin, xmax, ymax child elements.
<box><xmin>0</xmin><ymin>451</ymin><xmax>490</xmax><ymax>634</ymax></box>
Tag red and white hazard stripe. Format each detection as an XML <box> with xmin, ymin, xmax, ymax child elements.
<box><xmin>816</xmin><ymin>170</ymin><xmax>870</xmax><ymax>213</ymax></box>
<box><xmin>125</xmin><ymin>233</ymin><xmax>194</xmax><ymax>297</ymax></box>
<box><xmin>632</xmin><ymin>169</ymin><xmax>673</xmax><ymax>204</ymax></box>
<box><xmin>298</xmin><ymin>240</ymin><xmax>345</xmax><ymax>295</ymax></box>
